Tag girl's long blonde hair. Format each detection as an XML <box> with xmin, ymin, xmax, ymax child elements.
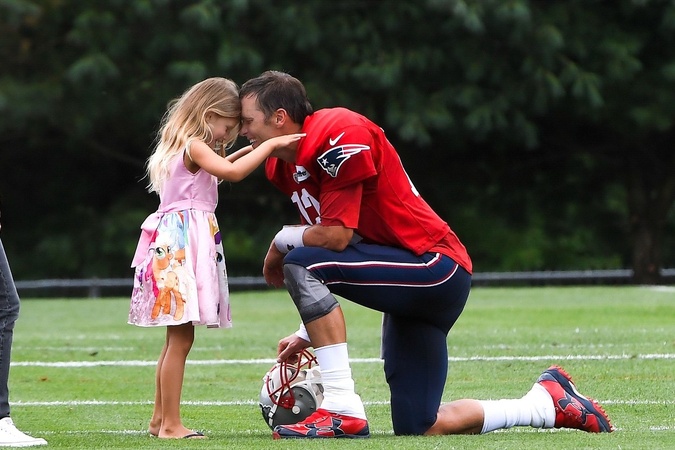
<box><xmin>146</xmin><ymin>77</ymin><xmax>241</xmax><ymax>194</ymax></box>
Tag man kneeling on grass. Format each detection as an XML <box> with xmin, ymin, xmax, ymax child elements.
<box><xmin>240</xmin><ymin>70</ymin><xmax>614</xmax><ymax>439</ymax></box>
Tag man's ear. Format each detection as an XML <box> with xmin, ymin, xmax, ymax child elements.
<box><xmin>274</xmin><ymin>108</ymin><xmax>288</xmax><ymax>126</ymax></box>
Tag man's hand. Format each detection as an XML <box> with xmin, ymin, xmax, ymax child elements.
<box><xmin>277</xmin><ymin>333</ymin><xmax>311</xmax><ymax>363</ymax></box>
<box><xmin>263</xmin><ymin>241</ymin><xmax>285</xmax><ymax>287</ymax></box>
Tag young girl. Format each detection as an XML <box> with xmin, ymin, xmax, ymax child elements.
<box><xmin>128</xmin><ymin>77</ymin><xmax>303</xmax><ymax>439</ymax></box>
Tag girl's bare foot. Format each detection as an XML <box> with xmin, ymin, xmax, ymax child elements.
<box><xmin>158</xmin><ymin>425</ymin><xmax>206</xmax><ymax>439</ymax></box>
<box><xmin>148</xmin><ymin>419</ymin><xmax>161</xmax><ymax>437</ymax></box>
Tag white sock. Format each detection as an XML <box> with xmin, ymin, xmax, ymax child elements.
<box><xmin>314</xmin><ymin>343</ymin><xmax>367</xmax><ymax>420</ymax></box>
<box><xmin>314</xmin><ymin>343</ymin><xmax>349</xmax><ymax>372</ymax></box>
<box><xmin>523</xmin><ymin>382</ymin><xmax>556</xmax><ymax>427</ymax></box>
<box><xmin>479</xmin><ymin>383</ymin><xmax>555</xmax><ymax>434</ymax></box>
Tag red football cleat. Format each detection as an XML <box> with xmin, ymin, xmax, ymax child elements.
<box><xmin>272</xmin><ymin>408</ymin><xmax>370</xmax><ymax>439</ymax></box>
<box><xmin>537</xmin><ymin>365</ymin><xmax>614</xmax><ymax>432</ymax></box>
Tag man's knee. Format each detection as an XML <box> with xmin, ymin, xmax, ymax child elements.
<box><xmin>0</xmin><ymin>294</ymin><xmax>20</xmax><ymax>326</ymax></box>
<box><xmin>390</xmin><ymin>399</ymin><xmax>435</xmax><ymax>435</ymax></box>
<box><xmin>283</xmin><ymin>264</ymin><xmax>338</xmax><ymax>323</ymax></box>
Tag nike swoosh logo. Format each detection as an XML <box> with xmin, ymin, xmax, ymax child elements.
<box><xmin>329</xmin><ymin>132</ymin><xmax>345</xmax><ymax>146</ymax></box>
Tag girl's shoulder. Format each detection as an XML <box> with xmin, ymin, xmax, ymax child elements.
<box><xmin>184</xmin><ymin>139</ymin><xmax>210</xmax><ymax>174</ymax></box>
<box><xmin>185</xmin><ymin>139</ymin><xmax>214</xmax><ymax>161</ymax></box>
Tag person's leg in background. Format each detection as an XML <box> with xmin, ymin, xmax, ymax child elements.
<box><xmin>0</xmin><ymin>239</ymin><xmax>47</xmax><ymax>447</ymax></box>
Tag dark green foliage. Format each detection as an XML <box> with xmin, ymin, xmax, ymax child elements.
<box><xmin>0</xmin><ymin>0</ymin><xmax>673</xmax><ymax>282</ymax></box>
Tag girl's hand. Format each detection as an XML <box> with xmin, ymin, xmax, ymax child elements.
<box><xmin>268</xmin><ymin>133</ymin><xmax>306</xmax><ymax>149</ymax></box>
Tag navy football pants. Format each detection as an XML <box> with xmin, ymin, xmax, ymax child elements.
<box><xmin>284</xmin><ymin>242</ymin><xmax>472</xmax><ymax>435</ymax></box>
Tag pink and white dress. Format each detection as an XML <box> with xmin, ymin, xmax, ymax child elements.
<box><xmin>128</xmin><ymin>152</ymin><xmax>231</xmax><ymax>328</ymax></box>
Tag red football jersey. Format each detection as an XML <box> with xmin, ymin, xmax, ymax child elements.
<box><xmin>265</xmin><ymin>108</ymin><xmax>472</xmax><ymax>273</ymax></box>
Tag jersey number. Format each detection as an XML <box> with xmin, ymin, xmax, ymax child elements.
<box><xmin>290</xmin><ymin>189</ymin><xmax>321</xmax><ymax>225</ymax></box>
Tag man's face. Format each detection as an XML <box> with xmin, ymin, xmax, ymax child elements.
<box><xmin>240</xmin><ymin>94</ymin><xmax>280</xmax><ymax>148</ymax></box>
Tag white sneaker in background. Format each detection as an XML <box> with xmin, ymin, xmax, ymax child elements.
<box><xmin>0</xmin><ymin>417</ymin><xmax>47</xmax><ymax>447</ymax></box>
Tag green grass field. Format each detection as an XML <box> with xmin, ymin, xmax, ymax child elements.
<box><xmin>8</xmin><ymin>286</ymin><xmax>675</xmax><ymax>449</ymax></box>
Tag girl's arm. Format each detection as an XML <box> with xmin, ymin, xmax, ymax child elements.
<box><xmin>225</xmin><ymin>145</ymin><xmax>253</xmax><ymax>162</ymax></box>
<box><xmin>188</xmin><ymin>134</ymin><xmax>304</xmax><ymax>182</ymax></box>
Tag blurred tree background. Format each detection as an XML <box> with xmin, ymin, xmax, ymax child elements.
<box><xmin>0</xmin><ymin>0</ymin><xmax>673</xmax><ymax>284</ymax></box>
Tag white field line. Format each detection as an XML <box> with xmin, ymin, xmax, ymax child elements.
<box><xmin>11</xmin><ymin>349</ymin><xmax>674</xmax><ymax>436</ymax></box>
<box><xmin>11</xmin><ymin>399</ymin><xmax>675</xmax><ymax>407</ymax></box>
<box><xmin>11</xmin><ymin>353</ymin><xmax>675</xmax><ymax>367</ymax></box>
<box><xmin>28</xmin><ymin>427</ymin><xmax>675</xmax><ymax>435</ymax></box>
<box><xmin>14</xmin><ymin>341</ymin><xmax>671</xmax><ymax>352</ymax></box>
<box><xmin>13</xmin><ymin>398</ymin><xmax>674</xmax><ymax>436</ymax></box>
<box><xmin>29</xmin><ymin>425</ymin><xmax>675</xmax><ymax>435</ymax></box>
<box><xmin>31</xmin><ymin>429</ymin><xmax>401</xmax><ymax>436</ymax></box>
<box><xmin>10</xmin><ymin>353</ymin><xmax>675</xmax><ymax>409</ymax></box>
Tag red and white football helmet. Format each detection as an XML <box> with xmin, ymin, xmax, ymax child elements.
<box><xmin>259</xmin><ymin>349</ymin><xmax>324</xmax><ymax>429</ymax></box>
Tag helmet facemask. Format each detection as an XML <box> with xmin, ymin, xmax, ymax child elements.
<box><xmin>259</xmin><ymin>349</ymin><xmax>324</xmax><ymax>429</ymax></box>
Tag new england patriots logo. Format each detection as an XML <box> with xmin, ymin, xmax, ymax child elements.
<box><xmin>316</xmin><ymin>144</ymin><xmax>370</xmax><ymax>178</ymax></box>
